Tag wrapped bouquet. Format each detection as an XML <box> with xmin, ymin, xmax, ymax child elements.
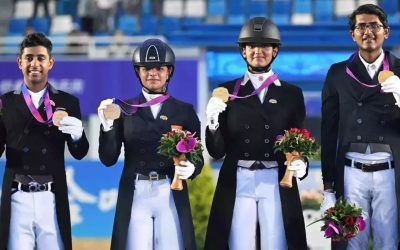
<box><xmin>274</xmin><ymin>128</ymin><xmax>318</xmax><ymax>187</ymax></box>
<box><xmin>158</xmin><ymin>126</ymin><xmax>203</xmax><ymax>190</ymax></box>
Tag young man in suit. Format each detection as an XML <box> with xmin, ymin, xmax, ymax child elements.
<box><xmin>97</xmin><ymin>38</ymin><xmax>203</xmax><ymax>250</ymax></box>
<box><xmin>320</xmin><ymin>4</ymin><xmax>400</xmax><ymax>249</ymax></box>
<box><xmin>0</xmin><ymin>32</ymin><xmax>89</xmax><ymax>250</ymax></box>
<box><xmin>204</xmin><ymin>17</ymin><xmax>308</xmax><ymax>250</ymax></box>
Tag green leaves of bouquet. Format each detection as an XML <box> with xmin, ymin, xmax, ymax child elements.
<box><xmin>321</xmin><ymin>198</ymin><xmax>366</xmax><ymax>241</ymax></box>
<box><xmin>273</xmin><ymin>128</ymin><xmax>318</xmax><ymax>157</ymax></box>
<box><xmin>157</xmin><ymin>130</ymin><xmax>203</xmax><ymax>164</ymax></box>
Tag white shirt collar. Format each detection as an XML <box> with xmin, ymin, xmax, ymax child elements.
<box><xmin>242</xmin><ymin>70</ymin><xmax>281</xmax><ymax>87</ymax></box>
<box><xmin>358</xmin><ymin>50</ymin><xmax>384</xmax><ymax>72</ymax></box>
<box><xmin>142</xmin><ymin>89</ymin><xmax>162</xmax><ymax>101</ymax></box>
<box><xmin>28</xmin><ymin>87</ymin><xmax>46</xmax><ymax>108</ymax></box>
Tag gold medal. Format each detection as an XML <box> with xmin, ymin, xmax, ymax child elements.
<box><xmin>378</xmin><ymin>70</ymin><xmax>395</xmax><ymax>84</ymax></box>
<box><xmin>103</xmin><ymin>103</ymin><xmax>121</xmax><ymax>120</ymax></box>
<box><xmin>53</xmin><ymin>108</ymin><xmax>68</xmax><ymax>127</ymax></box>
<box><xmin>212</xmin><ymin>87</ymin><xmax>229</xmax><ymax>103</ymax></box>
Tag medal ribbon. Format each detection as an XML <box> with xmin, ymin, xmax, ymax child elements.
<box><xmin>345</xmin><ymin>51</ymin><xmax>389</xmax><ymax>88</ymax></box>
<box><xmin>21</xmin><ymin>84</ymin><xmax>53</xmax><ymax>125</ymax></box>
<box><xmin>113</xmin><ymin>94</ymin><xmax>170</xmax><ymax>115</ymax></box>
<box><xmin>229</xmin><ymin>73</ymin><xmax>278</xmax><ymax>101</ymax></box>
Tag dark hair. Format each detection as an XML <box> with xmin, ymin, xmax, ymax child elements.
<box><xmin>19</xmin><ymin>32</ymin><xmax>53</xmax><ymax>57</ymax></box>
<box><xmin>348</xmin><ymin>4</ymin><xmax>388</xmax><ymax>30</ymax></box>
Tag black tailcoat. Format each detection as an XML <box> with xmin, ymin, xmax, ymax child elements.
<box><xmin>204</xmin><ymin>78</ymin><xmax>308</xmax><ymax>250</ymax></box>
<box><xmin>0</xmin><ymin>84</ymin><xmax>89</xmax><ymax>250</ymax></box>
<box><xmin>98</xmin><ymin>94</ymin><xmax>203</xmax><ymax>250</ymax></box>
<box><xmin>321</xmin><ymin>51</ymin><xmax>400</xmax><ymax>249</ymax></box>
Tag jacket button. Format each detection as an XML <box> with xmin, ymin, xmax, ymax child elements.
<box><xmin>244</xmin><ymin>124</ymin><xmax>250</xmax><ymax>129</ymax></box>
<box><xmin>23</xmin><ymin>165</ymin><xmax>29</xmax><ymax>170</ymax></box>
<box><xmin>356</xmin><ymin>135</ymin><xmax>362</xmax><ymax>140</ymax></box>
<box><xmin>159</xmin><ymin>162</ymin><xmax>165</xmax><ymax>167</ymax></box>
<box><xmin>264</xmin><ymin>153</ymin><xmax>270</xmax><ymax>157</ymax></box>
<box><xmin>356</xmin><ymin>118</ymin><xmax>362</xmax><ymax>124</ymax></box>
<box><xmin>244</xmin><ymin>139</ymin><xmax>250</xmax><ymax>143</ymax></box>
<box><xmin>140</xmin><ymin>149</ymin><xmax>146</xmax><ymax>154</ymax></box>
<box><xmin>139</xmin><ymin>161</ymin><xmax>146</xmax><ymax>166</ymax></box>
<box><xmin>357</xmin><ymin>102</ymin><xmax>363</xmax><ymax>107</ymax></box>
<box><xmin>42</xmin><ymin>148</ymin><xmax>47</xmax><ymax>154</ymax></box>
<box><xmin>23</xmin><ymin>147</ymin><xmax>29</xmax><ymax>153</ymax></box>
<box><xmin>384</xmin><ymin>104</ymin><xmax>389</xmax><ymax>108</ymax></box>
<box><xmin>23</xmin><ymin>129</ymin><xmax>29</xmax><ymax>134</ymax></box>
<box><xmin>380</xmin><ymin>120</ymin><xmax>386</xmax><ymax>125</ymax></box>
<box><xmin>244</xmin><ymin>152</ymin><xmax>249</xmax><ymax>157</ymax></box>
<box><xmin>379</xmin><ymin>136</ymin><xmax>384</xmax><ymax>142</ymax></box>
<box><xmin>44</xmin><ymin>130</ymin><xmax>50</xmax><ymax>135</ymax></box>
<box><xmin>264</xmin><ymin>139</ymin><xmax>270</xmax><ymax>143</ymax></box>
<box><xmin>40</xmin><ymin>165</ymin><xmax>46</xmax><ymax>171</ymax></box>
<box><xmin>265</xmin><ymin>125</ymin><xmax>270</xmax><ymax>130</ymax></box>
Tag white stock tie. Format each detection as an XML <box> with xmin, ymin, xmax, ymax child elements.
<box><xmin>368</xmin><ymin>64</ymin><xmax>376</xmax><ymax>79</ymax></box>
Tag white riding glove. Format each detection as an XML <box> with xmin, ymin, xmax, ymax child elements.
<box><xmin>58</xmin><ymin>116</ymin><xmax>84</xmax><ymax>141</ymax></box>
<box><xmin>206</xmin><ymin>97</ymin><xmax>227</xmax><ymax>131</ymax></box>
<box><xmin>381</xmin><ymin>75</ymin><xmax>400</xmax><ymax>107</ymax></box>
<box><xmin>175</xmin><ymin>160</ymin><xmax>195</xmax><ymax>180</ymax></box>
<box><xmin>97</xmin><ymin>99</ymin><xmax>114</xmax><ymax>132</ymax></box>
<box><xmin>286</xmin><ymin>159</ymin><xmax>307</xmax><ymax>178</ymax></box>
<box><xmin>320</xmin><ymin>191</ymin><xmax>336</xmax><ymax>216</ymax></box>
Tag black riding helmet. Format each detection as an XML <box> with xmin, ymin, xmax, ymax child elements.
<box><xmin>132</xmin><ymin>38</ymin><xmax>175</xmax><ymax>93</ymax></box>
<box><xmin>238</xmin><ymin>17</ymin><xmax>281</xmax><ymax>72</ymax></box>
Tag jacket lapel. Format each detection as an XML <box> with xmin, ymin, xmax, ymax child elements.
<box><xmin>137</xmin><ymin>94</ymin><xmax>156</xmax><ymax>121</ymax></box>
<box><xmin>135</xmin><ymin>93</ymin><xmax>174</xmax><ymax>134</ymax></box>
<box><xmin>347</xmin><ymin>55</ymin><xmax>380</xmax><ymax>100</ymax></box>
<box><xmin>239</xmin><ymin>79</ymin><xmax>271</xmax><ymax>122</ymax></box>
<box><xmin>13</xmin><ymin>83</ymin><xmax>35</xmax><ymax>120</ymax></box>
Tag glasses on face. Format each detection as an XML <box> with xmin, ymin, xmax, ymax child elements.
<box><xmin>354</xmin><ymin>23</ymin><xmax>384</xmax><ymax>34</ymax></box>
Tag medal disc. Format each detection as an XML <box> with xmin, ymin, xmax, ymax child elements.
<box><xmin>104</xmin><ymin>103</ymin><xmax>121</xmax><ymax>120</ymax></box>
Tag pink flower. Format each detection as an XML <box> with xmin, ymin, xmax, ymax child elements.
<box><xmin>324</xmin><ymin>221</ymin><xmax>340</xmax><ymax>238</ymax></box>
<box><xmin>289</xmin><ymin>128</ymin><xmax>301</xmax><ymax>133</ymax></box>
<box><xmin>301</xmin><ymin>129</ymin><xmax>311</xmax><ymax>139</ymax></box>
<box><xmin>356</xmin><ymin>216</ymin><xmax>366</xmax><ymax>231</ymax></box>
<box><xmin>176</xmin><ymin>136</ymin><xmax>196</xmax><ymax>153</ymax></box>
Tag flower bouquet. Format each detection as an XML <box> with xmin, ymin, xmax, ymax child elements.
<box><xmin>273</xmin><ymin>128</ymin><xmax>318</xmax><ymax>188</ymax></box>
<box><xmin>157</xmin><ymin>125</ymin><xmax>203</xmax><ymax>190</ymax></box>
<box><xmin>318</xmin><ymin>198</ymin><xmax>366</xmax><ymax>241</ymax></box>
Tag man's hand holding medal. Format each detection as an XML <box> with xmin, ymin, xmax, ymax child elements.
<box><xmin>379</xmin><ymin>70</ymin><xmax>400</xmax><ymax>107</ymax></box>
<box><xmin>53</xmin><ymin>107</ymin><xmax>84</xmax><ymax>141</ymax></box>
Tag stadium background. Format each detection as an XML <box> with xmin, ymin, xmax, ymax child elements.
<box><xmin>1</xmin><ymin>0</ymin><xmax>400</xmax><ymax>249</ymax></box>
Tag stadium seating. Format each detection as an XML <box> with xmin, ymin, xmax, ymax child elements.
<box><xmin>8</xmin><ymin>18</ymin><xmax>28</xmax><ymax>35</ymax></box>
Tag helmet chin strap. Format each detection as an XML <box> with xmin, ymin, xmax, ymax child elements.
<box><xmin>246</xmin><ymin>55</ymin><xmax>276</xmax><ymax>73</ymax></box>
<box><xmin>142</xmin><ymin>85</ymin><xmax>168</xmax><ymax>95</ymax></box>
<box><xmin>134</xmin><ymin>66</ymin><xmax>170</xmax><ymax>95</ymax></box>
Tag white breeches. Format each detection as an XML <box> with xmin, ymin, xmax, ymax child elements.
<box><xmin>8</xmin><ymin>190</ymin><xmax>63</xmax><ymax>250</ymax></box>
<box><xmin>125</xmin><ymin>178</ymin><xmax>184</xmax><ymax>250</ymax></box>
<box><xmin>229</xmin><ymin>167</ymin><xmax>287</xmax><ymax>250</ymax></box>
<box><xmin>344</xmin><ymin>166</ymin><xmax>399</xmax><ymax>250</ymax></box>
